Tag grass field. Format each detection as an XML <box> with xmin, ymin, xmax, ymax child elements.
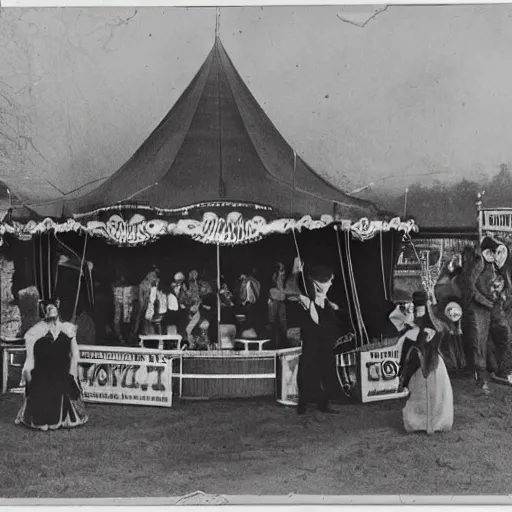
<box><xmin>0</xmin><ymin>375</ymin><xmax>511</xmax><ymax>499</ymax></box>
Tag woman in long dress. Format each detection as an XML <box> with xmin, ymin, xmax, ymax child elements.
<box><xmin>399</xmin><ymin>291</ymin><xmax>454</xmax><ymax>434</ymax></box>
<box><xmin>15</xmin><ymin>301</ymin><xmax>88</xmax><ymax>431</ymax></box>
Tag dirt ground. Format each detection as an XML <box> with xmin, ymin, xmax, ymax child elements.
<box><xmin>0</xmin><ymin>374</ymin><xmax>511</xmax><ymax>499</ymax></box>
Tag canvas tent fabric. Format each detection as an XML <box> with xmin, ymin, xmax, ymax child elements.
<box><xmin>0</xmin><ymin>39</ymin><xmax>417</xmax><ymax>251</ymax></box>
<box><xmin>0</xmin><ymin>181</ymin><xmax>44</xmax><ymax>224</ymax></box>
<box><xmin>58</xmin><ymin>39</ymin><xmax>378</xmax><ymax>221</ymax></box>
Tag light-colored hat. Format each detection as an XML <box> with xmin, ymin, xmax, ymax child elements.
<box><xmin>444</xmin><ymin>301</ymin><xmax>462</xmax><ymax>322</ymax></box>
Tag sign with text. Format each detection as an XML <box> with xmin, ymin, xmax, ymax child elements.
<box><xmin>359</xmin><ymin>338</ymin><xmax>409</xmax><ymax>403</ymax></box>
<box><xmin>78</xmin><ymin>346</ymin><xmax>175</xmax><ymax>407</ymax></box>
<box><xmin>197</xmin><ymin>215</ymin><xmax>261</xmax><ymax>245</ymax></box>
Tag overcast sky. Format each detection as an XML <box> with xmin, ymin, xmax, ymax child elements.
<box><xmin>0</xmin><ymin>5</ymin><xmax>511</xmax><ymax>206</ymax></box>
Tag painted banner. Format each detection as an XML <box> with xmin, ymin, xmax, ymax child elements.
<box><xmin>195</xmin><ymin>213</ymin><xmax>264</xmax><ymax>244</ymax></box>
<box><xmin>359</xmin><ymin>338</ymin><xmax>409</xmax><ymax>403</ymax></box>
<box><xmin>0</xmin><ymin>211</ymin><xmax>418</xmax><ymax>247</ymax></box>
<box><xmin>78</xmin><ymin>346</ymin><xmax>175</xmax><ymax>407</ymax></box>
<box><xmin>276</xmin><ymin>347</ymin><xmax>301</xmax><ymax>406</ymax></box>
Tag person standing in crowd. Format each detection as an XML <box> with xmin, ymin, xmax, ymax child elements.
<box><xmin>460</xmin><ymin>237</ymin><xmax>510</xmax><ymax>393</ymax></box>
<box><xmin>145</xmin><ymin>278</ymin><xmax>179</xmax><ymax>335</ymax></box>
<box><xmin>15</xmin><ymin>300</ymin><xmax>88</xmax><ymax>431</ymax></box>
<box><xmin>487</xmin><ymin>271</ymin><xmax>512</xmax><ymax>385</ymax></box>
<box><xmin>130</xmin><ymin>267</ymin><xmax>160</xmax><ymax>343</ymax></box>
<box><xmin>236</xmin><ymin>269</ymin><xmax>264</xmax><ymax>337</ymax></box>
<box><xmin>219</xmin><ymin>275</ymin><xmax>235</xmax><ymax>323</ymax></box>
<box><xmin>166</xmin><ymin>272</ymin><xmax>189</xmax><ymax>344</ymax></box>
<box><xmin>268</xmin><ymin>262</ymin><xmax>288</xmax><ymax>349</ymax></box>
<box><xmin>284</xmin><ymin>257</ymin><xmax>313</xmax><ymax>347</ymax></box>
<box><xmin>112</xmin><ymin>273</ymin><xmax>136</xmax><ymax>346</ymax></box>
<box><xmin>185</xmin><ymin>270</ymin><xmax>215</xmax><ymax>349</ymax></box>
<box><xmin>185</xmin><ymin>269</ymin><xmax>202</xmax><ymax>347</ymax></box>
<box><xmin>295</xmin><ymin>265</ymin><xmax>343</xmax><ymax>415</ymax></box>
<box><xmin>398</xmin><ymin>291</ymin><xmax>454</xmax><ymax>434</ymax></box>
<box><xmin>199</xmin><ymin>269</ymin><xmax>219</xmax><ymax>345</ymax></box>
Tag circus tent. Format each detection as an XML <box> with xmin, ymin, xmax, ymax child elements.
<box><xmin>0</xmin><ymin>37</ymin><xmax>417</xmax><ymax>350</ymax></box>
<box><xmin>0</xmin><ymin>37</ymin><xmax>414</xmax><ymax>248</ymax></box>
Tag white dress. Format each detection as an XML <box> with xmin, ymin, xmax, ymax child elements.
<box><xmin>401</xmin><ymin>327</ymin><xmax>454</xmax><ymax>434</ymax></box>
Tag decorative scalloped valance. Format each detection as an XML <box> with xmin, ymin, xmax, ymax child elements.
<box><xmin>0</xmin><ymin>212</ymin><xmax>418</xmax><ymax>247</ymax></box>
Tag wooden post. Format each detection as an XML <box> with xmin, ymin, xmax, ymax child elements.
<box><xmin>216</xmin><ymin>243</ymin><xmax>221</xmax><ymax>349</ymax></box>
<box><xmin>476</xmin><ymin>192</ymin><xmax>484</xmax><ymax>242</ymax></box>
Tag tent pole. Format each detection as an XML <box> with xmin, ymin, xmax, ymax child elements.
<box><xmin>72</xmin><ymin>232</ymin><xmax>88</xmax><ymax>324</ymax></box>
<box><xmin>47</xmin><ymin>232</ymin><xmax>51</xmax><ymax>301</ymax></box>
<box><xmin>216</xmin><ymin>243</ymin><xmax>221</xmax><ymax>349</ymax></box>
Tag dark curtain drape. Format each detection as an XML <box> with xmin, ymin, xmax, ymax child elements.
<box><xmin>51</xmin><ymin>226</ymin><xmax>402</xmax><ymax>346</ymax></box>
<box><xmin>32</xmin><ymin>233</ymin><xmax>59</xmax><ymax>303</ymax></box>
<box><xmin>342</xmin><ymin>231</ymin><xmax>402</xmax><ymax>340</ymax></box>
<box><xmin>290</xmin><ymin>227</ymin><xmax>401</xmax><ymax>344</ymax></box>
<box><xmin>6</xmin><ymin>233</ymin><xmax>58</xmax><ymax>303</ymax></box>
<box><xmin>7</xmin><ymin>238</ymin><xmax>36</xmax><ymax>298</ymax></box>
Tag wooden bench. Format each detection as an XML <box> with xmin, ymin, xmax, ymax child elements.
<box><xmin>139</xmin><ymin>334</ymin><xmax>182</xmax><ymax>351</ymax></box>
<box><xmin>233</xmin><ymin>338</ymin><xmax>272</xmax><ymax>352</ymax></box>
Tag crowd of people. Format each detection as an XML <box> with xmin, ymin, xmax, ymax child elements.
<box><xmin>10</xmin><ymin>233</ymin><xmax>512</xmax><ymax>434</ymax></box>
<box><xmin>100</xmin><ymin>260</ymin><xmax>307</xmax><ymax>350</ymax></box>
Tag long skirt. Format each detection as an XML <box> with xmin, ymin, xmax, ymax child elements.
<box><xmin>15</xmin><ymin>377</ymin><xmax>88</xmax><ymax>432</ymax></box>
<box><xmin>440</xmin><ymin>332</ymin><xmax>467</xmax><ymax>370</ymax></box>
<box><xmin>403</xmin><ymin>357</ymin><xmax>453</xmax><ymax>434</ymax></box>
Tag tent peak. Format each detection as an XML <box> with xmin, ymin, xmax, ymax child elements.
<box><xmin>62</xmin><ymin>32</ymin><xmax>380</xmax><ymax>221</ymax></box>
<box><xmin>215</xmin><ymin>7</ymin><xmax>221</xmax><ymax>41</ymax></box>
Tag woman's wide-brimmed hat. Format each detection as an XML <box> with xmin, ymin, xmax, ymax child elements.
<box><xmin>480</xmin><ymin>236</ymin><xmax>500</xmax><ymax>252</ymax></box>
<box><xmin>307</xmin><ymin>265</ymin><xmax>334</xmax><ymax>283</ymax></box>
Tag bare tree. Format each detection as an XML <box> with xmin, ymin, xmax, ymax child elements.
<box><xmin>0</xmin><ymin>9</ymin><xmax>47</xmax><ymax>180</ymax></box>
<box><xmin>0</xmin><ymin>8</ymin><xmax>139</xmax><ymax>201</ymax></box>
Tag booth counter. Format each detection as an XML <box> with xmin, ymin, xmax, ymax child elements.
<box><xmin>175</xmin><ymin>349</ymin><xmax>276</xmax><ymax>400</ymax></box>
<box><xmin>1</xmin><ymin>340</ymin><xmax>408</xmax><ymax>405</ymax></box>
<box><xmin>1</xmin><ymin>344</ymin><xmax>280</xmax><ymax>403</ymax></box>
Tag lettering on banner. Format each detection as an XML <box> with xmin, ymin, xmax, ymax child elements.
<box><xmin>82</xmin><ymin>391</ymin><xmax>169</xmax><ymax>403</ymax></box>
<box><xmin>369</xmin><ymin>350</ymin><xmax>400</xmax><ymax>360</ymax></box>
<box><xmin>199</xmin><ymin>216</ymin><xmax>260</xmax><ymax>245</ymax></box>
<box><xmin>86</xmin><ymin>215</ymin><xmax>168</xmax><ymax>246</ymax></box>
<box><xmin>78</xmin><ymin>363</ymin><xmax>167</xmax><ymax>392</ymax></box>
<box><xmin>79</xmin><ymin>350</ymin><xmax>167</xmax><ymax>364</ymax></box>
<box><xmin>365</xmin><ymin>349</ymin><xmax>400</xmax><ymax>382</ymax></box>
<box><xmin>367</xmin><ymin>388</ymin><xmax>399</xmax><ymax>397</ymax></box>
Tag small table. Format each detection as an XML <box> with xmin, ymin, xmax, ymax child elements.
<box><xmin>139</xmin><ymin>334</ymin><xmax>182</xmax><ymax>351</ymax></box>
<box><xmin>234</xmin><ymin>339</ymin><xmax>272</xmax><ymax>352</ymax></box>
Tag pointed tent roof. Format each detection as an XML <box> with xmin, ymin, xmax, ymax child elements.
<box><xmin>62</xmin><ymin>39</ymin><xmax>378</xmax><ymax>221</ymax></box>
